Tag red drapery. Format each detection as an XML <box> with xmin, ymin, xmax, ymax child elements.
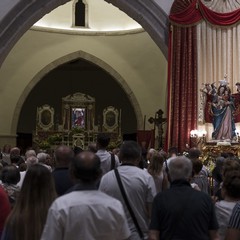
<box><xmin>167</xmin><ymin>0</ymin><xmax>240</xmax><ymax>152</ymax></box>
<box><xmin>169</xmin><ymin>0</ymin><xmax>240</xmax><ymax>26</ymax></box>
<box><xmin>137</xmin><ymin>130</ymin><xmax>155</xmax><ymax>149</ymax></box>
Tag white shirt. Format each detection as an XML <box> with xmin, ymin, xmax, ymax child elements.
<box><xmin>41</xmin><ymin>190</ymin><xmax>130</xmax><ymax>240</ymax></box>
<box><xmin>96</xmin><ymin>149</ymin><xmax>120</xmax><ymax>175</ymax></box>
<box><xmin>17</xmin><ymin>171</ymin><xmax>26</xmax><ymax>188</ymax></box>
<box><xmin>99</xmin><ymin>165</ymin><xmax>156</xmax><ymax>240</ymax></box>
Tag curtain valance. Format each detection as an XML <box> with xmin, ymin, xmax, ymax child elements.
<box><xmin>169</xmin><ymin>0</ymin><xmax>240</xmax><ymax>26</ymax></box>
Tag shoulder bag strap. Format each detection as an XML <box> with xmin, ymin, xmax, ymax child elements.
<box><xmin>110</xmin><ymin>153</ymin><xmax>115</xmax><ymax>170</ymax></box>
<box><xmin>114</xmin><ymin>168</ymin><xmax>144</xmax><ymax>239</ymax></box>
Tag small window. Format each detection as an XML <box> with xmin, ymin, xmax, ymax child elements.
<box><xmin>75</xmin><ymin>0</ymin><xmax>86</xmax><ymax>27</ymax></box>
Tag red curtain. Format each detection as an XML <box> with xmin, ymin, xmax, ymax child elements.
<box><xmin>167</xmin><ymin>0</ymin><xmax>240</xmax><ymax>152</ymax></box>
<box><xmin>168</xmin><ymin>25</ymin><xmax>198</xmax><ymax>152</ymax></box>
<box><xmin>137</xmin><ymin>130</ymin><xmax>155</xmax><ymax>149</ymax></box>
<box><xmin>169</xmin><ymin>0</ymin><xmax>240</xmax><ymax>26</ymax></box>
<box><xmin>199</xmin><ymin>1</ymin><xmax>240</xmax><ymax>26</ymax></box>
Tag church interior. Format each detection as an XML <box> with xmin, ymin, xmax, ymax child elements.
<box><xmin>1</xmin><ymin>0</ymin><xmax>240</xmax><ymax>155</ymax></box>
<box><xmin>2</xmin><ymin>1</ymin><xmax>240</xmax><ymax>240</ymax></box>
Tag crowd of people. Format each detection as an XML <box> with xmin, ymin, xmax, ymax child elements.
<box><xmin>0</xmin><ymin>134</ymin><xmax>240</xmax><ymax>239</ymax></box>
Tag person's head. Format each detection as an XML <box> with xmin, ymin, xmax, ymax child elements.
<box><xmin>147</xmin><ymin>148</ymin><xmax>157</xmax><ymax>160</ymax></box>
<box><xmin>37</xmin><ymin>152</ymin><xmax>48</xmax><ymax>164</ymax></box>
<box><xmin>148</xmin><ymin>152</ymin><xmax>165</xmax><ymax>176</ymax></box>
<box><xmin>19</xmin><ymin>162</ymin><xmax>27</xmax><ymax>172</ymax></box>
<box><xmin>218</xmin><ymin>86</ymin><xmax>226</xmax><ymax>95</ymax></box>
<box><xmin>70</xmin><ymin>151</ymin><xmax>102</xmax><ymax>183</ymax></box>
<box><xmin>191</xmin><ymin>159</ymin><xmax>203</xmax><ymax>175</ymax></box>
<box><xmin>168</xmin><ymin>146</ymin><xmax>178</xmax><ymax>158</ymax></box>
<box><xmin>168</xmin><ymin>156</ymin><xmax>192</xmax><ymax>182</ymax></box>
<box><xmin>96</xmin><ymin>133</ymin><xmax>110</xmax><ymax>149</ymax></box>
<box><xmin>159</xmin><ymin>150</ymin><xmax>167</xmax><ymax>160</ymax></box>
<box><xmin>26</xmin><ymin>156</ymin><xmax>38</xmax><ymax>169</ymax></box>
<box><xmin>10</xmin><ymin>147</ymin><xmax>21</xmax><ymax>165</ymax></box>
<box><xmin>216</xmin><ymin>156</ymin><xmax>225</xmax><ymax>168</ymax></box>
<box><xmin>222</xmin><ymin>170</ymin><xmax>240</xmax><ymax>200</ymax></box>
<box><xmin>1</xmin><ymin>165</ymin><xmax>20</xmax><ymax>185</ymax></box>
<box><xmin>222</xmin><ymin>159</ymin><xmax>240</xmax><ymax>178</ymax></box>
<box><xmin>2</xmin><ymin>144</ymin><xmax>11</xmax><ymax>154</ymax></box>
<box><xmin>188</xmin><ymin>147</ymin><xmax>201</xmax><ymax>160</ymax></box>
<box><xmin>25</xmin><ymin>149</ymin><xmax>36</xmax><ymax>159</ymax></box>
<box><xmin>6</xmin><ymin>164</ymin><xmax>57</xmax><ymax>240</ymax></box>
<box><xmin>88</xmin><ymin>142</ymin><xmax>97</xmax><ymax>153</ymax></box>
<box><xmin>54</xmin><ymin>145</ymin><xmax>74</xmax><ymax>167</ymax></box>
<box><xmin>119</xmin><ymin>141</ymin><xmax>141</xmax><ymax>165</ymax></box>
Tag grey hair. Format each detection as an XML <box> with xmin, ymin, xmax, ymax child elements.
<box><xmin>25</xmin><ymin>149</ymin><xmax>36</xmax><ymax>159</ymax></box>
<box><xmin>26</xmin><ymin>156</ymin><xmax>38</xmax><ymax>168</ymax></box>
<box><xmin>168</xmin><ymin>156</ymin><xmax>193</xmax><ymax>181</ymax></box>
<box><xmin>37</xmin><ymin>152</ymin><xmax>48</xmax><ymax>163</ymax></box>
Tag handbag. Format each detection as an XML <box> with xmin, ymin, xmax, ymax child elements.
<box><xmin>114</xmin><ymin>168</ymin><xmax>144</xmax><ymax>239</ymax></box>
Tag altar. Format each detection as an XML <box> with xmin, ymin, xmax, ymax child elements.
<box><xmin>33</xmin><ymin>92</ymin><xmax>122</xmax><ymax>150</ymax></box>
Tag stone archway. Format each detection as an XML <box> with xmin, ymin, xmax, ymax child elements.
<box><xmin>0</xmin><ymin>0</ymin><xmax>169</xmax><ymax>67</ymax></box>
<box><xmin>12</xmin><ymin>50</ymin><xmax>143</xmax><ymax>133</ymax></box>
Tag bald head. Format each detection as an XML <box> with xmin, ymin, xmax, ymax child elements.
<box><xmin>71</xmin><ymin>151</ymin><xmax>102</xmax><ymax>183</ymax></box>
<box><xmin>54</xmin><ymin>145</ymin><xmax>74</xmax><ymax>167</ymax></box>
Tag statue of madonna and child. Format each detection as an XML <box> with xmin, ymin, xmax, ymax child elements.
<box><xmin>201</xmin><ymin>76</ymin><xmax>240</xmax><ymax>141</ymax></box>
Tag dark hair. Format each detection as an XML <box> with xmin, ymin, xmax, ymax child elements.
<box><xmin>54</xmin><ymin>145</ymin><xmax>74</xmax><ymax>166</ymax></box>
<box><xmin>97</xmin><ymin>133</ymin><xmax>110</xmax><ymax>148</ymax></box>
<box><xmin>223</xmin><ymin>170</ymin><xmax>240</xmax><ymax>199</ymax></box>
<box><xmin>191</xmin><ymin>159</ymin><xmax>203</xmax><ymax>174</ymax></box>
<box><xmin>168</xmin><ymin>147</ymin><xmax>178</xmax><ymax>155</ymax></box>
<box><xmin>119</xmin><ymin>141</ymin><xmax>141</xmax><ymax>162</ymax></box>
<box><xmin>188</xmin><ymin>148</ymin><xmax>201</xmax><ymax>159</ymax></box>
<box><xmin>223</xmin><ymin>159</ymin><xmax>240</xmax><ymax>178</ymax></box>
<box><xmin>71</xmin><ymin>151</ymin><xmax>102</xmax><ymax>183</ymax></box>
<box><xmin>1</xmin><ymin>165</ymin><xmax>20</xmax><ymax>184</ymax></box>
<box><xmin>5</xmin><ymin>164</ymin><xmax>57</xmax><ymax>240</ymax></box>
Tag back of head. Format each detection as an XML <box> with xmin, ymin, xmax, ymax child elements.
<box><xmin>119</xmin><ymin>141</ymin><xmax>141</xmax><ymax>164</ymax></box>
<box><xmin>148</xmin><ymin>153</ymin><xmax>165</xmax><ymax>176</ymax></box>
<box><xmin>54</xmin><ymin>145</ymin><xmax>74</xmax><ymax>167</ymax></box>
<box><xmin>21</xmin><ymin>164</ymin><xmax>56</xmax><ymax>197</ymax></box>
<box><xmin>216</xmin><ymin>156</ymin><xmax>225</xmax><ymax>168</ymax></box>
<box><xmin>88</xmin><ymin>143</ymin><xmax>97</xmax><ymax>153</ymax></box>
<box><xmin>168</xmin><ymin>146</ymin><xmax>178</xmax><ymax>158</ymax></box>
<box><xmin>37</xmin><ymin>152</ymin><xmax>48</xmax><ymax>164</ymax></box>
<box><xmin>71</xmin><ymin>151</ymin><xmax>102</xmax><ymax>183</ymax></box>
<box><xmin>26</xmin><ymin>156</ymin><xmax>38</xmax><ymax>168</ymax></box>
<box><xmin>97</xmin><ymin>133</ymin><xmax>110</xmax><ymax>149</ymax></box>
<box><xmin>191</xmin><ymin>159</ymin><xmax>203</xmax><ymax>175</ymax></box>
<box><xmin>223</xmin><ymin>159</ymin><xmax>240</xmax><ymax>178</ymax></box>
<box><xmin>10</xmin><ymin>147</ymin><xmax>21</xmax><ymax>165</ymax></box>
<box><xmin>1</xmin><ymin>165</ymin><xmax>20</xmax><ymax>185</ymax></box>
<box><xmin>25</xmin><ymin>149</ymin><xmax>36</xmax><ymax>159</ymax></box>
<box><xmin>188</xmin><ymin>147</ymin><xmax>201</xmax><ymax>160</ymax></box>
<box><xmin>223</xmin><ymin>170</ymin><xmax>240</xmax><ymax>199</ymax></box>
<box><xmin>11</xmin><ymin>164</ymin><xmax>56</xmax><ymax>240</ymax></box>
<box><xmin>168</xmin><ymin>156</ymin><xmax>193</xmax><ymax>182</ymax></box>
<box><xmin>147</xmin><ymin>148</ymin><xmax>157</xmax><ymax>160</ymax></box>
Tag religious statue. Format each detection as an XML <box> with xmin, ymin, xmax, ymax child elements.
<box><xmin>202</xmin><ymin>76</ymin><xmax>236</xmax><ymax>140</ymax></box>
<box><xmin>148</xmin><ymin>109</ymin><xmax>167</xmax><ymax>149</ymax></box>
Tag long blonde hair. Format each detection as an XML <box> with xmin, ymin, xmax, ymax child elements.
<box><xmin>5</xmin><ymin>164</ymin><xmax>57</xmax><ymax>240</ymax></box>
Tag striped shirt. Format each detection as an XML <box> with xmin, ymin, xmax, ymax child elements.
<box><xmin>228</xmin><ymin>202</ymin><xmax>240</xmax><ymax>229</ymax></box>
